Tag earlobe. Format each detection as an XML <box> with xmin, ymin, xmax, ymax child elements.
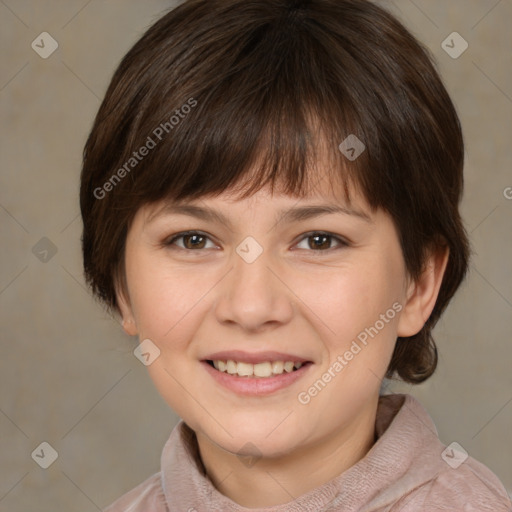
<box><xmin>121</xmin><ymin>316</ymin><xmax>138</xmax><ymax>336</ymax></box>
<box><xmin>397</xmin><ymin>246</ymin><xmax>449</xmax><ymax>338</ymax></box>
<box><xmin>116</xmin><ymin>286</ymin><xmax>138</xmax><ymax>337</ymax></box>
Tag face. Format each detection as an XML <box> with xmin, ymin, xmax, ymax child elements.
<box><xmin>118</xmin><ymin>171</ymin><xmax>433</xmax><ymax>462</ymax></box>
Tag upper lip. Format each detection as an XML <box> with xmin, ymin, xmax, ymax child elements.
<box><xmin>203</xmin><ymin>350</ymin><xmax>311</xmax><ymax>364</ymax></box>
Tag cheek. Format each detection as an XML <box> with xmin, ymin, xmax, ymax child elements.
<box><xmin>127</xmin><ymin>253</ymin><xmax>210</xmax><ymax>340</ymax></box>
<box><xmin>328</xmin><ymin>263</ymin><xmax>401</xmax><ymax>331</ymax></box>
<box><xmin>319</xmin><ymin>252</ymin><xmax>406</xmax><ymax>374</ymax></box>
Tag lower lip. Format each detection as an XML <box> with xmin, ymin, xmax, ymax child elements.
<box><xmin>201</xmin><ymin>361</ymin><xmax>312</xmax><ymax>396</ymax></box>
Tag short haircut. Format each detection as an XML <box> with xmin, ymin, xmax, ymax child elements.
<box><xmin>80</xmin><ymin>0</ymin><xmax>470</xmax><ymax>384</ymax></box>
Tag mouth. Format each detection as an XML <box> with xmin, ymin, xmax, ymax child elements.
<box><xmin>205</xmin><ymin>359</ymin><xmax>310</xmax><ymax>378</ymax></box>
<box><xmin>201</xmin><ymin>351</ymin><xmax>313</xmax><ymax>395</ymax></box>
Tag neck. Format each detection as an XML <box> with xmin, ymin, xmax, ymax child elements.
<box><xmin>193</xmin><ymin>397</ymin><xmax>378</xmax><ymax>508</ymax></box>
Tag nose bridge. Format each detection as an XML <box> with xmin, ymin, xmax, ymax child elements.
<box><xmin>235</xmin><ymin>235</ymin><xmax>273</xmax><ymax>288</ymax></box>
<box><xmin>214</xmin><ymin>235</ymin><xmax>293</xmax><ymax>329</ymax></box>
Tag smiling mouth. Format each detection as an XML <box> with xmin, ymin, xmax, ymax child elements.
<box><xmin>206</xmin><ymin>360</ymin><xmax>310</xmax><ymax>378</ymax></box>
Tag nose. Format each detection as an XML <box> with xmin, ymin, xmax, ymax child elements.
<box><xmin>214</xmin><ymin>242</ymin><xmax>294</xmax><ymax>333</ymax></box>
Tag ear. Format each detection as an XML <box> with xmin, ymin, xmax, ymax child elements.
<box><xmin>397</xmin><ymin>245</ymin><xmax>449</xmax><ymax>337</ymax></box>
<box><xmin>115</xmin><ymin>281</ymin><xmax>138</xmax><ymax>337</ymax></box>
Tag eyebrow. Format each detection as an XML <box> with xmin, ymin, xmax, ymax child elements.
<box><xmin>148</xmin><ymin>202</ymin><xmax>372</xmax><ymax>228</ymax></box>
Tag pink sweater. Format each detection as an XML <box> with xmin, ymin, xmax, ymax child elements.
<box><xmin>104</xmin><ymin>394</ymin><xmax>511</xmax><ymax>511</ymax></box>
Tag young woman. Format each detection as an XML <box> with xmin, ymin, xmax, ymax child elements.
<box><xmin>80</xmin><ymin>0</ymin><xmax>511</xmax><ymax>510</ymax></box>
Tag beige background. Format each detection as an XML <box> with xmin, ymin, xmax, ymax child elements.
<box><xmin>1</xmin><ymin>1</ymin><xmax>511</xmax><ymax>510</ymax></box>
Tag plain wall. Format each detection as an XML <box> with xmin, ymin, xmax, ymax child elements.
<box><xmin>1</xmin><ymin>1</ymin><xmax>511</xmax><ymax>510</ymax></box>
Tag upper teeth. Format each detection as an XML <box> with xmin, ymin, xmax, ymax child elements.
<box><xmin>212</xmin><ymin>360</ymin><xmax>303</xmax><ymax>377</ymax></box>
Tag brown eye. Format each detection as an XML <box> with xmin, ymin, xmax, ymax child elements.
<box><xmin>165</xmin><ymin>231</ymin><xmax>215</xmax><ymax>250</ymax></box>
<box><xmin>182</xmin><ymin>233</ymin><xmax>207</xmax><ymax>249</ymax></box>
<box><xmin>295</xmin><ymin>232</ymin><xmax>349</xmax><ymax>252</ymax></box>
<box><xmin>309</xmin><ymin>234</ymin><xmax>331</xmax><ymax>250</ymax></box>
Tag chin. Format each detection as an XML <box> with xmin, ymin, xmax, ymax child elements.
<box><xmin>195</xmin><ymin>416</ymin><xmax>302</xmax><ymax>457</ymax></box>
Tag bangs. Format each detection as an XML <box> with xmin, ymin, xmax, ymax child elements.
<box><xmin>115</xmin><ymin>4</ymin><xmax>381</xmax><ymax>211</ymax></box>
<box><xmin>139</xmin><ymin>93</ymin><xmax>361</xmax><ymax>207</ymax></box>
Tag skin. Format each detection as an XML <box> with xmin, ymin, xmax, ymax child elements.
<box><xmin>117</xmin><ymin>170</ymin><xmax>448</xmax><ymax>507</ymax></box>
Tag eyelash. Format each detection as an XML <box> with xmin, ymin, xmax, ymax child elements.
<box><xmin>163</xmin><ymin>230</ymin><xmax>350</xmax><ymax>254</ymax></box>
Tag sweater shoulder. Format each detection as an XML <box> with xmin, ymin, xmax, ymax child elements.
<box><xmin>394</xmin><ymin>456</ymin><xmax>511</xmax><ymax>512</ymax></box>
<box><xmin>103</xmin><ymin>471</ymin><xmax>167</xmax><ymax>512</ymax></box>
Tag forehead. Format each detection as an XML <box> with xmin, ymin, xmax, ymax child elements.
<box><xmin>143</xmin><ymin>165</ymin><xmax>374</xmax><ymax>228</ymax></box>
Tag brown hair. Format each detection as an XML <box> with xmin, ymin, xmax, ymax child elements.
<box><xmin>80</xmin><ymin>0</ymin><xmax>470</xmax><ymax>384</ymax></box>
